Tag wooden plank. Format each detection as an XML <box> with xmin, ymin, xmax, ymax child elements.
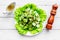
<box><xmin>0</xmin><ymin>17</ymin><xmax>60</xmax><ymax>29</ymax></box>
<box><xmin>0</xmin><ymin>0</ymin><xmax>60</xmax><ymax>6</ymax></box>
<box><xmin>0</xmin><ymin>30</ymin><xmax>60</xmax><ymax>40</ymax></box>
<box><xmin>0</xmin><ymin>18</ymin><xmax>15</xmax><ymax>29</ymax></box>
<box><xmin>0</xmin><ymin>6</ymin><xmax>60</xmax><ymax>18</ymax></box>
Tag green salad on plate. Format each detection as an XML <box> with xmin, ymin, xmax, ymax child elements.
<box><xmin>14</xmin><ymin>3</ymin><xmax>47</xmax><ymax>35</ymax></box>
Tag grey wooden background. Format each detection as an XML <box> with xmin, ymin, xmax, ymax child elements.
<box><xmin>0</xmin><ymin>0</ymin><xmax>60</xmax><ymax>40</ymax></box>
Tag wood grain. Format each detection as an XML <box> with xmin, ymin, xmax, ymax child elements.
<box><xmin>0</xmin><ymin>0</ymin><xmax>60</xmax><ymax>40</ymax></box>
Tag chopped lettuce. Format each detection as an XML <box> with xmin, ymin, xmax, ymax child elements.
<box><xmin>14</xmin><ymin>3</ymin><xmax>47</xmax><ymax>35</ymax></box>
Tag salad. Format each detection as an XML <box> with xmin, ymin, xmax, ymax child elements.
<box><xmin>14</xmin><ymin>3</ymin><xmax>47</xmax><ymax>35</ymax></box>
